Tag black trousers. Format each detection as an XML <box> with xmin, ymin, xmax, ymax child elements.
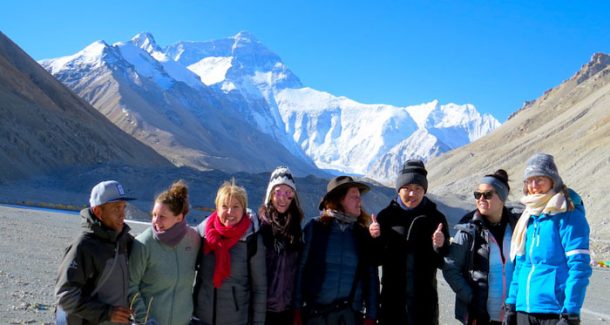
<box><xmin>516</xmin><ymin>311</ymin><xmax>560</xmax><ymax>325</ymax></box>
<box><xmin>266</xmin><ymin>310</ymin><xmax>294</xmax><ymax>325</ymax></box>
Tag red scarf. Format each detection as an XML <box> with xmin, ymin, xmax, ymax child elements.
<box><xmin>203</xmin><ymin>211</ymin><xmax>251</xmax><ymax>288</ymax></box>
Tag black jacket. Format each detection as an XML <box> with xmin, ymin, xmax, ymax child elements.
<box><xmin>54</xmin><ymin>208</ymin><xmax>133</xmax><ymax>324</ymax></box>
<box><xmin>375</xmin><ymin>197</ymin><xmax>449</xmax><ymax>325</ymax></box>
<box><xmin>443</xmin><ymin>207</ymin><xmax>519</xmax><ymax>324</ymax></box>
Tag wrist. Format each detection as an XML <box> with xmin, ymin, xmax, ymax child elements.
<box><xmin>560</xmin><ymin>313</ymin><xmax>579</xmax><ymax>320</ymax></box>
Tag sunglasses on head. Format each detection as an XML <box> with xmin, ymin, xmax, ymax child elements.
<box><xmin>473</xmin><ymin>190</ymin><xmax>495</xmax><ymax>200</ymax></box>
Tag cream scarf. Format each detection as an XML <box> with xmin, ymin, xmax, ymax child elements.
<box><xmin>509</xmin><ymin>191</ymin><xmax>567</xmax><ymax>261</ymax></box>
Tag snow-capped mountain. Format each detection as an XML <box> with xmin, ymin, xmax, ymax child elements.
<box><xmin>275</xmin><ymin>89</ymin><xmax>499</xmax><ymax>183</ymax></box>
<box><xmin>40</xmin><ymin>31</ymin><xmax>500</xmax><ymax>182</ymax></box>
<box><xmin>39</xmin><ymin>33</ymin><xmax>319</xmax><ymax>175</ymax></box>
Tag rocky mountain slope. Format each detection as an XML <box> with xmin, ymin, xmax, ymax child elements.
<box><xmin>0</xmin><ymin>31</ymin><xmax>172</xmax><ymax>182</ymax></box>
<box><xmin>427</xmin><ymin>53</ymin><xmax>610</xmax><ymax>252</ymax></box>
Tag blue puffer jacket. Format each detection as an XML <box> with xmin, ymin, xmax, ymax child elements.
<box><xmin>506</xmin><ymin>190</ymin><xmax>592</xmax><ymax>315</ymax></box>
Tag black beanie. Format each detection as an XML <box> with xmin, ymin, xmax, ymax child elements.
<box><xmin>395</xmin><ymin>159</ymin><xmax>428</xmax><ymax>192</ymax></box>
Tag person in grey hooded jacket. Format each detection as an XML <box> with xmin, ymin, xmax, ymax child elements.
<box><xmin>192</xmin><ymin>180</ymin><xmax>267</xmax><ymax>325</ymax></box>
<box><xmin>55</xmin><ymin>180</ymin><xmax>135</xmax><ymax>324</ymax></box>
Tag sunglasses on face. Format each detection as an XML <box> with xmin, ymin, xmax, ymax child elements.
<box><xmin>273</xmin><ymin>189</ymin><xmax>294</xmax><ymax>200</ymax></box>
<box><xmin>473</xmin><ymin>190</ymin><xmax>495</xmax><ymax>200</ymax></box>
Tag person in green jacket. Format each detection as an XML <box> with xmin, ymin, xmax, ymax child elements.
<box><xmin>128</xmin><ymin>180</ymin><xmax>201</xmax><ymax>325</ymax></box>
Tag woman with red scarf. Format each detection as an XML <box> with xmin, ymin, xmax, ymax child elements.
<box><xmin>192</xmin><ymin>180</ymin><xmax>267</xmax><ymax>325</ymax></box>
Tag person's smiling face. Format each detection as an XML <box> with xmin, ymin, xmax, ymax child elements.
<box><xmin>271</xmin><ymin>184</ymin><xmax>294</xmax><ymax>214</ymax></box>
<box><xmin>217</xmin><ymin>196</ymin><xmax>244</xmax><ymax>227</ymax></box>
<box><xmin>398</xmin><ymin>184</ymin><xmax>425</xmax><ymax>208</ymax></box>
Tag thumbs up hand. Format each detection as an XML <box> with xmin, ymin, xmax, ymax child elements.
<box><xmin>369</xmin><ymin>214</ymin><xmax>380</xmax><ymax>238</ymax></box>
<box><xmin>432</xmin><ymin>223</ymin><xmax>445</xmax><ymax>248</ymax></box>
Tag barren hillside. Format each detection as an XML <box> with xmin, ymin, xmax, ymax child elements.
<box><xmin>0</xmin><ymin>32</ymin><xmax>172</xmax><ymax>182</ymax></box>
<box><xmin>427</xmin><ymin>53</ymin><xmax>610</xmax><ymax>257</ymax></box>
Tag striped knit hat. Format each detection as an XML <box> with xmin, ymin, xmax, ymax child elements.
<box><xmin>264</xmin><ymin>166</ymin><xmax>297</xmax><ymax>204</ymax></box>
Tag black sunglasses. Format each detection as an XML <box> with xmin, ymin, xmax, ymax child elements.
<box><xmin>474</xmin><ymin>191</ymin><xmax>495</xmax><ymax>200</ymax></box>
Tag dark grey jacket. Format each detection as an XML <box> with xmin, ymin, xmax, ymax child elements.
<box><xmin>54</xmin><ymin>208</ymin><xmax>133</xmax><ymax>324</ymax></box>
<box><xmin>443</xmin><ymin>208</ymin><xmax>518</xmax><ymax>324</ymax></box>
<box><xmin>193</xmin><ymin>212</ymin><xmax>267</xmax><ymax>325</ymax></box>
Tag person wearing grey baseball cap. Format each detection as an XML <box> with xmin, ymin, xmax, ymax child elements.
<box><xmin>504</xmin><ymin>153</ymin><xmax>591</xmax><ymax>325</ymax></box>
<box><xmin>369</xmin><ymin>159</ymin><xmax>449</xmax><ymax>324</ymax></box>
<box><xmin>443</xmin><ymin>169</ymin><xmax>520</xmax><ymax>324</ymax></box>
<box><xmin>89</xmin><ymin>180</ymin><xmax>135</xmax><ymax>208</ymax></box>
<box><xmin>54</xmin><ymin>180</ymin><xmax>135</xmax><ymax>324</ymax></box>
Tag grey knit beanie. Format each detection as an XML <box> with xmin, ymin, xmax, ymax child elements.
<box><xmin>395</xmin><ymin>159</ymin><xmax>428</xmax><ymax>192</ymax></box>
<box><xmin>523</xmin><ymin>153</ymin><xmax>564</xmax><ymax>192</ymax></box>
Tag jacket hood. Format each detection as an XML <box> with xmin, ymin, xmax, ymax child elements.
<box><xmin>80</xmin><ymin>208</ymin><xmax>131</xmax><ymax>243</ymax></box>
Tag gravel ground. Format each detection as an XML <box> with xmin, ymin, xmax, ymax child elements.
<box><xmin>0</xmin><ymin>205</ymin><xmax>608</xmax><ymax>324</ymax></box>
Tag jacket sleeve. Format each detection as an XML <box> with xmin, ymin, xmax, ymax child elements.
<box><xmin>250</xmin><ymin>233</ymin><xmax>268</xmax><ymax>324</ymax></box>
<box><xmin>505</xmin><ymin>253</ymin><xmax>524</xmax><ymax>306</ymax></box>
<box><xmin>559</xmin><ymin>202</ymin><xmax>592</xmax><ymax>315</ymax></box>
<box><xmin>442</xmin><ymin>230</ymin><xmax>473</xmax><ymax>305</ymax></box>
<box><xmin>54</xmin><ymin>239</ymin><xmax>111</xmax><ymax>323</ymax></box>
<box><xmin>293</xmin><ymin>221</ymin><xmax>313</xmax><ymax>308</ymax></box>
<box><xmin>363</xmin><ymin>239</ymin><xmax>380</xmax><ymax>320</ymax></box>
<box><xmin>128</xmin><ymin>237</ymin><xmax>150</xmax><ymax>323</ymax></box>
<box><xmin>371</xmin><ymin>211</ymin><xmax>391</xmax><ymax>266</ymax></box>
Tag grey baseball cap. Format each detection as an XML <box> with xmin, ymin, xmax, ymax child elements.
<box><xmin>89</xmin><ymin>180</ymin><xmax>135</xmax><ymax>207</ymax></box>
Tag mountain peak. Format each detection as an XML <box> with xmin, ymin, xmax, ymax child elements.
<box><xmin>130</xmin><ymin>32</ymin><xmax>160</xmax><ymax>52</ymax></box>
<box><xmin>81</xmin><ymin>40</ymin><xmax>110</xmax><ymax>57</ymax></box>
<box><xmin>572</xmin><ymin>52</ymin><xmax>610</xmax><ymax>84</ymax></box>
<box><xmin>232</xmin><ymin>31</ymin><xmax>258</xmax><ymax>43</ymax></box>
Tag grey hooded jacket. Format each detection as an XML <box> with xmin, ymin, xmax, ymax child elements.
<box><xmin>193</xmin><ymin>212</ymin><xmax>267</xmax><ymax>325</ymax></box>
<box><xmin>55</xmin><ymin>208</ymin><xmax>133</xmax><ymax>324</ymax></box>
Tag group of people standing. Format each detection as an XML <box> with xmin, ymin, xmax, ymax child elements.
<box><xmin>54</xmin><ymin>152</ymin><xmax>592</xmax><ymax>325</ymax></box>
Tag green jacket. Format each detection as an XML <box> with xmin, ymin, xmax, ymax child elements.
<box><xmin>128</xmin><ymin>226</ymin><xmax>201</xmax><ymax>325</ymax></box>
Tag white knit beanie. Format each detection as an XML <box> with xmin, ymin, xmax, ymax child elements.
<box><xmin>264</xmin><ymin>166</ymin><xmax>297</xmax><ymax>204</ymax></box>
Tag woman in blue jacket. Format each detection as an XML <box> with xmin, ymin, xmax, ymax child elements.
<box><xmin>504</xmin><ymin>153</ymin><xmax>592</xmax><ymax>325</ymax></box>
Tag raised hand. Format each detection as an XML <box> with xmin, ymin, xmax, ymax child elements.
<box><xmin>369</xmin><ymin>214</ymin><xmax>380</xmax><ymax>238</ymax></box>
<box><xmin>432</xmin><ymin>223</ymin><xmax>445</xmax><ymax>248</ymax></box>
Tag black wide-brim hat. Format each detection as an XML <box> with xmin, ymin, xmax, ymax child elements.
<box><xmin>318</xmin><ymin>175</ymin><xmax>370</xmax><ymax>210</ymax></box>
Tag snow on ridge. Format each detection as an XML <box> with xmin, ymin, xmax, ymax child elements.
<box><xmin>40</xmin><ymin>40</ymin><xmax>108</xmax><ymax>74</ymax></box>
<box><xmin>188</xmin><ymin>56</ymin><xmax>233</xmax><ymax>86</ymax></box>
<box><xmin>123</xmin><ymin>34</ymin><xmax>205</xmax><ymax>90</ymax></box>
<box><xmin>116</xmin><ymin>42</ymin><xmax>173</xmax><ymax>89</ymax></box>
<box><xmin>130</xmin><ymin>32</ymin><xmax>160</xmax><ymax>54</ymax></box>
<box><xmin>405</xmin><ymin>100</ymin><xmax>439</xmax><ymax>129</ymax></box>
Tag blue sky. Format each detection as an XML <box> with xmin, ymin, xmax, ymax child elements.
<box><xmin>2</xmin><ymin>0</ymin><xmax>609</xmax><ymax>121</ymax></box>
